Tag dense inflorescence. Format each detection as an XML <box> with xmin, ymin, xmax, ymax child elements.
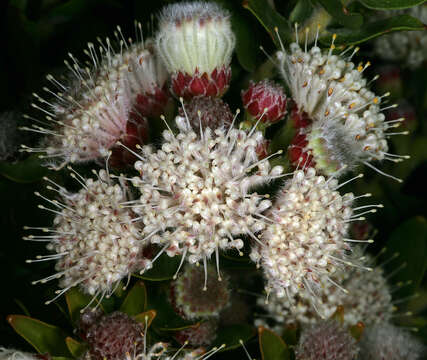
<box><xmin>256</xmin><ymin>250</ymin><xmax>394</xmax><ymax>330</ymax></box>
<box><xmin>250</xmin><ymin>167</ymin><xmax>355</xmax><ymax>301</ymax></box>
<box><xmin>374</xmin><ymin>4</ymin><xmax>427</xmax><ymax>69</ymax></box>
<box><xmin>26</xmin><ymin>170</ymin><xmax>152</xmax><ymax>300</ymax></box>
<box><xmin>130</xmin><ymin>115</ymin><xmax>283</xmax><ymax>277</ymax></box>
<box><xmin>360</xmin><ymin>323</ymin><xmax>425</xmax><ymax>360</ymax></box>
<box><xmin>21</xmin><ymin>32</ymin><xmax>167</xmax><ymax>168</ymax></box>
<box><xmin>278</xmin><ymin>35</ymin><xmax>405</xmax><ymax>179</ymax></box>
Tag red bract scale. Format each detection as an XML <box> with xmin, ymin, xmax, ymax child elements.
<box><xmin>288</xmin><ymin>132</ymin><xmax>315</xmax><ymax>168</ymax></box>
<box><xmin>172</xmin><ymin>66</ymin><xmax>232</xmax><ymax>98</ymax></box>
<box><xmin>241</xmin><ymin>80</ymin><xmax>287</xmax><ymax>124</ymax></box>
<box><xmin>86</xmin><ymin>312</ymin><xmax>144</xmax><ymax>360</ymax></box>
<box><xmin>255</xmin><ymin>139</ymin><xmax>271</xmax><ymax>160</ymax></box>
<box><xmin>179</xmin><ymin>96</ymin><xmax>233</xmax><ymax>131</ymax></box>
<box><xmin>156</xmin><ymin>2</ymin><xmax>235</xmax><ymax>98</ymax></box>
<box><xmin>134</xmin><ymin>86</ymin><xmax>170</xmax><ymax>118</ymax></box>
<box><xmin>109</xmin><ymin>114</ymin><xmax>149</xmax><ymax>168</ymax></box>
<box><xmin>290</xmin><ymin>103</ymin><xmax>312</xmax><ymax>128</ymax></box>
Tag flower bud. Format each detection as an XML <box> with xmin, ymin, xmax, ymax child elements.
<box><xmin>86</xmin><ymin>312</ymin><xmax>144</xmax><ymax>360</ymax></box>
<box><xmin>179</xmin><ymin>96</ymin><xmax>233</xmax><ymax>131</ymax></box>
<box><xmin>241</xmin><ymin>80</ymin><xmax>287</xmax><ymax>125</ymax></box>
<box><xmin>156</xmin><ymin>2</ymin><xmax>235</xmax><ymax>98</ymax></box>
<box><xmin>296</xmin><ymin>320</ymin><xmax>359</xmax><ymax>360</ymax></box>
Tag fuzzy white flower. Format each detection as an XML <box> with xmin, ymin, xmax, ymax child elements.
<box><xmin>256</xmin><ymin>250</ymin><xmax>394</xmax><ymax>329</ymax></box>
<box><xmin>130</xmin><ymin>115</ymin><xmax>283</xmax><ymax>280</ymax></box>
<box><xmin>251</xmin><ymin>167</ymin><xmax>356</xmax><ymax>301</ymax></box>
<box><xmin>26</xmin><ymin>169</ymin><xmax>152</xmax><ymax>302</ymax></box>
<box><xmin>374</xmin><ymin>4</ymin><xmax>427</xmax><ymax>69</ymax></box>
<box><xmin>122</xmin><ymin>343</ymin><xmax>225</xmax><ymax>360</ymax></box>
<box><xmin>21</xmin><ymin>29</ymin><xmax>167</xmax><ymax>168</ymax></box>
<box><xmin>360</xmin><ymin>323</ymin><xmax>425</xmax><ymax>360</ymax></box>
<box><xmin>156</xmin><ymin>1</ymin><xmax>235</xmax><ymax>98</ymax></box>
<box><xmin>278</xmin><ymin>34</ymin><xmax>407</xmax><ymax>180</ymax></box>
<box><xmin>0</xmin><ymin>348</ymin><xmax>37</xmax><ymax>360</ymax></box>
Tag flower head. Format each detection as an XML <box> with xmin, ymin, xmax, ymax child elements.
<box><xmin>373</xmin><ymin>4</ymin><xmax>427</xmax><ymax>69</ymax></box>
<box><xmin>241</xmin><ymin>80</ymin><xmax>287</xmax><ymax>125</ymax></box>
<box><xmin>278</xmin><ymin>33</ymin><xmax>406</xmax><ymax>179</ymax></box>
<box><xmin>256</xmin><ymin>249</ymin><xmax>394</xmax><ymax>329</ymax></box>
<box><xmin>85</xmin><ymin>311</ymin><xmax>144</xmax><ymax>360</ymax></box>
<box><xmin>131</xmin><ymin>116</ymin><xmax>283</xmax><ymax>280</ymax></box>
<box><xmin>295</xmin><ymin>320</ymin><xmax>359</xmax><ymax>360</ymax></box>
<box><xmin>170</xmin><ymin>265</ymin><xmax>230</xmax><ymax>320</ymax></box>
<box><xmin>0</xmin><ymin>348</ymin><xmax>39</xmax><ymax>360</ymax></box>
<box><xmin>250</xmin><ymin>167</ymin><xmax>355</xmax><ymax>301</ymax></box>
<box><xmin>21</xmin><ymin>29</ymin><xmax>167</xmax><ymax>169</ymax></box>
<box><xmin>156</xmin><ymin>1</ymin><xmax>235</xmax><ymax>98</ymax></box>
<box><xmin>26</xmin><ymin>169</ymin><xmax>152</xmax><ymax>301</ymax></box>
<box><xmin>360</xmin><ymin>323</ymin><xmax>425</xmax><ymax>360</ymax></box>
<box><xmin>179</xmin><ymin>96</ymin><xmax>233</xmax><ymax>131</ymax></box>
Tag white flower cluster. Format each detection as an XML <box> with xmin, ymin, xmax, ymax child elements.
<box><xmin>27</xmin><ymin>170</ymin><xmax>151</xmax><ymax>300</ymax></box>
<box><xmin>278</xmin><ymin>39</ymin><xmax>394</xmax><ymax>176</ymax></box>
<box><xmin>374</xmin><ymin>4</ymin><xmax>427</xmax><ymax>69</ymax></box>
<box><xmin>131</xmin><ymin>116</ymin><xmax>283</xmax><ymax>269</ymax></box>
<box><xmin>250</xmin><ymin>167</ymin><xmax>354</xmax><ymax>299</ymax></box>
<box><xmin>256</xmin><ymin>251</ymin><xmax>394</xmax><ymax>331</ymax></box>
<box><xmin>122</xmin><ymin>343</ymin><xmax>224</xmax><ymax>360</ymax></box>
<box><xmin>360</xmin><ymin>323</ymin><xmax>425</xmax><ymax>360</ymax></box>
<box><xmin>22</xmin><ymin>31</ymin><xmax>167</xmax><ymax>167</ymax></box>
<box><xmin>0</xmin><ymin>348</ymin><xmax>37</xmax><ymax>360</ymax></box>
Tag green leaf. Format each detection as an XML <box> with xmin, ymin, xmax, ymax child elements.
<box><xmin>258</xmin><ymin>326</ymin><xmax>290</xmax><ymax>360</ymax></box>
<box><xmin>385</xmin><ymin>217</ymin><xmax>427</xmax><ymax>297</ymax></box>
<box><xmin>7</xmin><ymin>315</ymin><xmax>71</xmax><ymax>356</ymax></box>
<box><xmin>290</xmin><ymin>0</ymin><xmax>314</xmax><ymax>24</ymax></box>
<box><xmin>65</xmin><ymin>337</ymin><xmax>87</xmax><ymax>358</ymax></box>
<box><xmin>0</xmin><ymin>155</ymin><xmax>48</xmax><ymax>183</ymax></box>
<box><xmin>243</xmin><ymin>0</ymin><xmax>292</xmax><ymax>47</ymax></box>
<box><xmin>318</xmin><ymin>0</ymin><xmax>364</xmax><ymax>29</ymax></box>
<box><xmin>146</xmin><ymin>286</ymin><xmax>194</xmax><ymax>331</ymax></box>
<box><xmin>232</xmin><ymin>13</ymin><xmax>260</xmax><ymax>72</ymax></box>
<box><xmin>120</xmin><ymin>281</ymin><xmax>147</xmax><ymax>316</ymax></box>
<box><xmin>137</xmin><ymin>253</ymin><xmax>181</xmax><ymax>281</ymax></box>
<box><xmin>211</xmin><ymin>324</ymin><xmax>256</xmax><ymax>351</ymax></box>
<box><xmin>133</xmin><ymin>310</ymin><xmax>157</xmax><ymax>329</ymax></box>
<box><xmin>320</xmin><ymin>14</ymin><xmax>425</xmax><ymax>46</ymax></box>
<box><xmin>359</xmin><ymin>0</ymin><xmax>426</xmax><ymax>10</ymax></box>
<box><xmin>349</xmin><ymin>322</ymin><xmax>365</xmax><ymax>341</ymax></box>
<box><xmin>65</xmin><ymin>287</ymin><xmax>102</xmax><ymax>324</ymax></box>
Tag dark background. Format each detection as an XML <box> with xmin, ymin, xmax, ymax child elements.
<box><xmin>1</xmin><ymin>0</ymin><xmax>426</xmax><ymax>355</ymax></box>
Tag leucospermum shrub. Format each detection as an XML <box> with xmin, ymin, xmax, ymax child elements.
<box><xmin>2</xmin><ymin>1</ymin><xmax>427</xmax><ymax>360</ymax></box>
